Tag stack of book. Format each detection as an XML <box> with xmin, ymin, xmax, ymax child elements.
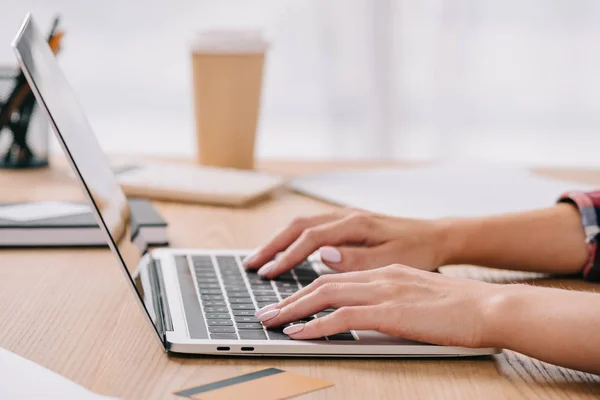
<box><xmin>0</xmin><ymin>198</ymin><xmax>168</xmax><ymax>248</ymax></box>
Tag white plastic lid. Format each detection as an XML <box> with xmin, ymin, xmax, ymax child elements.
<box><xmin>191</xmin><ymin>29</ymin><xmax>268</xmax><ymax>54</ymax></box>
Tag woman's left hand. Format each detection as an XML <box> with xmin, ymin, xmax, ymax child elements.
<box><xmin>256</xmin><ymin>265</ymin><xmax>503</xmax><ymax>348</ymax></box>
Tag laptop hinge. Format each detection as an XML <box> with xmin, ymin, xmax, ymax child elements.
<box><xmin>147</xmin><ymin>257</ymin><xmax>173</xmax><ymax>346</ymax></box>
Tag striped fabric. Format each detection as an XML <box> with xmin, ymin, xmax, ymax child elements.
<box><xmin>558</xmin><ymin>191</ymin><xmax>600</xmax><ymax>281</ymax></box>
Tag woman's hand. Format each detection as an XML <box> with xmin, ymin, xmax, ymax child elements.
<box><xmin>243</xmin><ymin>209</ymin><xmax>454</xmax><ymax>279</ymax></box>
<box><xmin>255</xmin><ymin>265</ymin><xmax>501</xmax><ymax>348</ymax></box>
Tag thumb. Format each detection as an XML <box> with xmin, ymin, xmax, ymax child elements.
<box><xmin>318</xmin><ymin>245</ymin><xmax>393</xmax><ymax>272</ymax></box>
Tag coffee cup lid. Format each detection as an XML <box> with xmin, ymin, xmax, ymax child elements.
<box><xmin>191</xmin><ymin>29</ymin><xmax>268</xmax><ymax>54</ymax></box>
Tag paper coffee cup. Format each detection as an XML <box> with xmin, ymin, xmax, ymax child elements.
<box><xmin>191</xmin><ymin>30</ymin><xmax>268</xmax><ymax>170</ymax></box>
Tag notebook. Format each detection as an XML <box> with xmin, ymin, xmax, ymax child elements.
<box><xmin>0</xmin><ymin>198</ymin><xmax>168</xmax><ymax>248</ymax></box>
<box><xmin>289</xmin><ymin>163</ymin><xmax>596</xmax><ymax>219</ymax></box>
<box><xmin>114</xmin><ymin>163</ymin><xmax>284</xmax><ymax>206</ymax></box>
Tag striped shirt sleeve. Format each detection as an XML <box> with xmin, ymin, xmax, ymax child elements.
<box><xmin>558</xmin><ymin>191</ymin><xmax>600</xmax><ymax>281</ymax></box>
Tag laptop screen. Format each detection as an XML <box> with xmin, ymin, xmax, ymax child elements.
<box><xmin>12</xmin><ymin>15</ymin><xmax>164</xmax><ymax>343</ymax></box>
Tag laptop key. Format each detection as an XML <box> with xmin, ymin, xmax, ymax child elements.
<box><xmin>275</xmin><ymin>282</ymin><xmax>297</xmax><ymax>289</ymax></box>
<box><xmin>206</xmin><ymin>313</ymin><xmax>231</xmax><ymax>319</ymax></box>
<box><xmin>204</xmin><ymin>306</ymin><xmax>228</xmax><ymax>313</ymax></box>
<box><xmin>230</xmin><ymin>303</ymin><xmax>256</xmax><ymax>310</ymax></box>
<box><xmin>225</xmin><ymin>286</ymin><xmax>250</xmax><ymax>292</ymax></box>
<box><xmin>237</xmin><ymin>323</ymin><xmax>264</xmax><ymax>330</ymax></box>
<box><xmin>210</xmin><ymin>333</ymin><xmax>238</xmax><ymax>340</ymax></box>
<box><xmin>216</xmin><ymin>256</ymin><xmax>238</xmax><ymax>267</ymax></box>
<box><xmin>257</xmin><ymin>302</ymin><xmax>276</xmax><ymax>309</ymax></box>
<box><xmin>200</xmin><ymin>294</ymin><xmax>224</xmax><ymax>301</ymax></box>
<box><xmin>239</xmin><ymin>330</ymin><xmax>267</xmax><ymax>340</ymax></box>
<box><xmin>221</xmin><ymin>274</ymin><xmax>243</xmax><ymax>280</ymax></box>
<box><xmin>221</xmin><ymin>279</ymin><xmax>244</xmax><ymax>285</ymax></box>
<box><xmin>266</xmin><ymin>329</ymin><xmax>290</xmax><ymax>340</ymax></box>
<box><xmin>251</xmin><ymin>290</ymin><xmax>276</xmax><ymax>296</ymax></box>
<box><xmin>255</xmin><ymin>296</ymin><xmax>278</xmax><ymax>303</ymax></box>
<box><xmin>192</xmin><ymin>255</ymin><xmax>213</xmax><ymax>264</ymax></box>
<box><xmin>226</xmin><ymin>292</ymin><xmax>251</xmax><ymax>298</ymax></box>
<box><xmin>228</xmin><ymin>297</ymin><xmax>253</xmax><ymax>304</ymax></box>
<box><xmin>198</xmin><ymin>283</ymin><xmax>221</xmax><ymax>289</ymax></box>
<box><xmin>235</xmin><ymin>316</ymin><xmax>259</xmax><ymax>323</ymax></box>
<box><xmin>208</xmin><ymin>326</ymin><xmax>236</xmax><ymax>333</ymax></box>
<box><xmin>208</xmin><ymin>319</ymin><xmax>233</xmax><ymax>326</ymax></box>
<box><xmin>248</xmin><ymin>282</ymin><xmax>272</xmax><ymax>289</ymax></box>
<box><xmin>198</xmin><ymin>289</ymin><xmax>223</xmax><ymax>295</ymax></box>
<box><xmin>233</xmin><ymin>309</ymin><xmax>256</xmax><ymax>316</ymax></box>
<box><xmin>202</xmin><ymin>300</ymin><xmax>227</xmax><ymax>307</ymax></box>
<box><xmin>196</xmin><ymin>278</ymin><xmax>219</xmax><ymax>284</ymax></box>
<box><xmin>284</xmin><ymin>319</ymin><xmax>312</xmax><ymax>329</ymax></box>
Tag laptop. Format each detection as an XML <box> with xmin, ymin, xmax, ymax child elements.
<box><xmin>13</xmin><ymin>15</ymin><xmax>498</xmax><ymax>357</ymax></box>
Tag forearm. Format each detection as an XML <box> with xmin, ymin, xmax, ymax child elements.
<box><xmin>439</xmin><ymin>204</ymin><xmax>589</xmax><ymax>275</ymax></box>
<box><xmin>483</xmin><ymin>284</ymin><xmax>600</xmax><ymax>375</ymax></box>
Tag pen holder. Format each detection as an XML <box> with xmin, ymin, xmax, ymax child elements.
<box><xmin>0</xmin><ymin>65</ymin><xmax>49</xmax><ymax>169</ymax></box>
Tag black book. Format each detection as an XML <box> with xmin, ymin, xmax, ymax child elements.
<box><xmin>0</xmin><ymin>198</ymin><xmax>168</xmax><ymax>248</ymax></box>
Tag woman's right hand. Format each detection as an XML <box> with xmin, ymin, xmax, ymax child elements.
<box><xmin>243</xmin><ymin>209</ymin><xmax>457</xmax><ymax>279</ymax></box>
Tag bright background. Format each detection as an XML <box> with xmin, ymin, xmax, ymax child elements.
<box><xmin>1</xmin><ymin>0</ymin><xmax>600</xmax><ymax>166</ymax></box>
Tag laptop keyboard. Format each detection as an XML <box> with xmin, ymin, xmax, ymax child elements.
<box><xmin>189</xmin><ymin>255</ymin><xmax>356</xmax><ymax>341</ymax></box>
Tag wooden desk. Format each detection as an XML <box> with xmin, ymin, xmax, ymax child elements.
<box><xmin>1</xmin><ymin>160</ymin><xmax>599</xmax><ymax>399</ymax></box>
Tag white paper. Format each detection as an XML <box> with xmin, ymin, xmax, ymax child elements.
<box><xmin>0</xmin><ymin>346</ymin><xmax>118</xmax><ymax>399</ymax></box>
<box><xmin>290</xmin><ymin>163</ymin><xmax>596</xmax><ymax>219</ymax></box>
<box><xmin>0</xmin><ymin>202</ymin><xmax>91</xmax><ymax>222</ymax></box>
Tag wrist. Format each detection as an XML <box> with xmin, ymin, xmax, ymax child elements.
<box><xmin>432</xmin><ymin>217</ymin><xmax>471</xmax><ymax>267</ymax></box>
<box><xmin>478</xmin><ymin>283</ymin><xmax>530</xmax><ymax>348</ymax></box>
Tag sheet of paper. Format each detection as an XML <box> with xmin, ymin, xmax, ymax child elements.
<box><xmin>0</xmin><ymin>202</ymin><xmax>91</xmax><ymax>222</ymax></box>
<box><xmin>290</xmin><ymin>163</ymin><xmax>596</xmax><ymax>219</ymax></box>
<box><xmin>0</xmin><ymin>346</ymin><xmax>118</xmax><ymax>399</ymax></box>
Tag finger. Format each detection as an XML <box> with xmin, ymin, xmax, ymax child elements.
<box><xmin>258</xmin><ymin>213</ymin><xmax>377</xmax><ymax>278</ymax></box>
<box><xmin>283</xmin><ymin>306</ymin><xmax>383</xmax><ymax>339</ymax></box>
<box><xmin>259</xmin><ymin>281</ymin><xmax>378</xmax><ymax>328</ymax></box>
<box><xmin>254</xmin><ymin>271</ymin><xmax>371</xmax><ymax>320</ymax></box>
<box><xmin>243</xmin><ymin>213</ymin><xmax>342</xmax><ymax>269</ymax></box>
<box><xmin>319</xmin><ymin>241</ymin><xmax>402</xmax><ymax>272</ymax></box>
<box><xmin>277</xmin><ymin>270</ymin><xmax>374</xmax><ymax>310</ymax></box>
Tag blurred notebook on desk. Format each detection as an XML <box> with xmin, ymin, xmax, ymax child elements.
<box><xmin>290</xmin><ymin>163</ymin><xmax>596</xmax><ymax>219</ymax></box>
<box><xmin>0</xmin><ymin>198</ymin><xmax>167</xmax><ymax>247</ymax></box>
<box><xmin>113</xmin><ymin>163</ymin><xmax>284</xmax><ymax>206</ymax></box>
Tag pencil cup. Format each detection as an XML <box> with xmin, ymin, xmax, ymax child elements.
<box><xmin>191</xmin><ymin>30</ymin><xmax>267</xmax><ymax>170</ymax></box>
<box><xmin>0</xmin><ymin>65</ymin><xmax>49</xmax><ymax>169</ymax></box>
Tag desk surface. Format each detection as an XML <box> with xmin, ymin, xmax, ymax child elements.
<box><xmin>1</xmin><ymin>159</ymin><xmax>599</xmax><ymax>399</ymax></box>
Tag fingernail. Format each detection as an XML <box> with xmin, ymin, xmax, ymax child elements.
<box><xmin>243</xmin><ymin>251</ymin><xmax>259</xmax><ymax>267</ymax></box>
<box><xmin>255</xmin><ymin>303</ymin><xmax>278</xmax><ymax>317</ymax></box>
<box><xmin>283</xmin><ymin>324</ymin><xmax>305</xmax><ymax>335</ymax></box>
<box><xmin>320</xmin><ymin>246</ymin><xmax>342</xmax><ymax>263</ymax></box>
<box><xmin>257</xmin><ymin>308</ymin><xmax>280</xmax><ymax>322</ymax></box>
<box><xmin>257</xmin><ymin>260</ymin><xmax>276</xmax><ymax>277</ymax></box>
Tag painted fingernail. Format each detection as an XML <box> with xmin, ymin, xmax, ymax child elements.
<box><xmin>243</xmin><ymin>251</ymin><xmax>259</xmax><ymax>267</ymax></box>
<box><xmin>283</xmin><ymin>324</ymin><xmax>305</xmax><ymax>335</ymax></box>
<box><xmin>255</xmin><ymin>303</ymin><xmax>278</xmax><ymax>317</ymax></box>
<box><xmin>320</xmin><ymin>246</ymin><xmax>342</xmax><ymax>263</ymax></box>
<box><xmin>257</xmin><ymin>309</ymin><xmax>280</xmax><ymax>322</ymax></box>
<box><xmin>257</xmin><ymin>260</ymin><xmax>276</xmax><ymax>277</ymax></box>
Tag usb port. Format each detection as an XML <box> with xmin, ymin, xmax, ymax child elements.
<box><xmin>217</xmin><ymin>347</ymin><xmax>230</xmax><ymax>351</ymax></box>
<box><xmin>241</xmin><ymin>347</ymin><xmax>254</xmax><ymax>351</ymax></box>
